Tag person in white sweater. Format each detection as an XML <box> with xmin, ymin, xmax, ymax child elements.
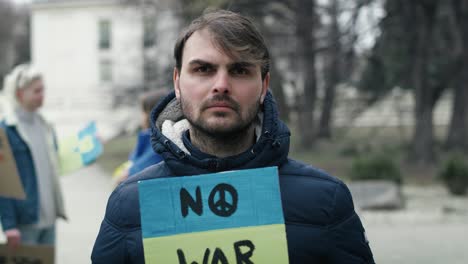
<box><xmin>0</xmin><ymin>64</ymin><xmax>66</xmax><ymax>250</ymax></box>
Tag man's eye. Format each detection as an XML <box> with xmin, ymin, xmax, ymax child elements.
<box><xmin>231</xmin><ymin>67</ymin><xmax>249</xmax><ymax>75</ymax></box>
<box><xmin>195</xmin><ymin>66</ymin><xmax>212</xmax><ymax>73</ymax></box>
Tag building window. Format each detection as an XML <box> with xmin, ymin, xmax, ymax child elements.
<box><xmin>143</xmin><ymin>17</ymin><xmax>156</xmax><ymax>48</ymax></box>
<box><xmin>100</xmin><ymin>59</ymin><xmax>113</xmax><ymax>82</ymax></box>
<box><xmin>144</xmin><ymin>61</ymin><xmax>157</xmax><ymax>82</ymax></box>
<box><xmin>98</xmin><ymin>19</ymin><xmax>112</xmax><ymax>50</ymax></box>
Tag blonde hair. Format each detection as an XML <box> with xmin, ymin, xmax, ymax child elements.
<box><xmin>2</xmin><ymin>63</ymin><xmax>42</xmax><ymax>108</ymax></box>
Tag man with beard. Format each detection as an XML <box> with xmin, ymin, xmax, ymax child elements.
<box><xmin>91</xmin><ymin>10</ymin><xmax>374</xmax><ymax>264</ymax></box>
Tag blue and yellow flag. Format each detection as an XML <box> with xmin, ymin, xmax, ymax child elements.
<box><xmin>59</xmin><ymin>121</ymin><xmax>103</xmax><ymax>175</ymax></box>
<box><xmin>139</xmin><ymin>166</ymin><xmax>290</xmax><ymax>264</ymax></box>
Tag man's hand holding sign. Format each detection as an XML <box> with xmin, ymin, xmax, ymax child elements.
<box><xmin>139</xmin><ymin>167</ymin><xmax>289</xmax><ymax>264</ymax></box>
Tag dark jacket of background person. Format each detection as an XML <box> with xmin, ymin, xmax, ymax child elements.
<box><xmin>112</xmin><ymin>89</ymin><xmax>167</xmax><ymax>187</ymax></box>
<box><xmin>127</xmin><ymin>128</ymin><xmax>163</xmax><ymax>176</ymax></box>
<box><xmin>126</xmin><ymin>89</ymin><xmax>167</xmax><ymax>176</ymax></box>
<box><xmin>91</xmin><ymin>91</ymin><xmax>375</xmax><ymax>264</ymax></box>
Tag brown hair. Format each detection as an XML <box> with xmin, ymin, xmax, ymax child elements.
<box><xmin>174</xmin><ymin>10</ymin><xmax>270</xmax><ymax>79</ymax></box>
<box><xmin>140</xmin><ymin>89</ymin><xmax>169</xmax><ymax>114</ymax></box>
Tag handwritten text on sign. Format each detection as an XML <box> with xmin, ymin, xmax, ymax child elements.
<box><xmin>139</xmin><ymin>167</ymin><xmax>289</xmax><ymax>264</ymax></box>
<box><xmin>0</xmin><ymin>244</ymin><xmax>54</xmax><ymax>264</ymax></box>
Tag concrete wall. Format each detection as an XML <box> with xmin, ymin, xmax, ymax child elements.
<box><xmin>31</xmin><ymin>0</ymin><xmax>144</xmax><ymax>139</ymax></box>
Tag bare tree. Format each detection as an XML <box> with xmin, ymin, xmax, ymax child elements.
<box><xmin>317</xmin><ymin>0</ymin><xmax>340</xmax><ymax>139</ymax></box>
<box><xmin>318</xmin><ymin>0</ymin><xmax>373</xmax><ymax>139</ymax></box>
<box><xmin>296</xmin><ymin>0</ymin><xmax>318</xmax><ymax>149</ymax></box>
<box><xmin>407</xmin><ymin>0</ymin><xmax>441</xmax><ymax>164</ymax></box>
<box><xmin>446</xmin><ymin>0</ymin><xmax>468</xmax><ymax>151</ymax></box>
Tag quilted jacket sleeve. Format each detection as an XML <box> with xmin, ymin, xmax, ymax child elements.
<box><xmin>91</xmin><ymin>183</ymin><xmax>145</xmax><ymax>264</ymax></box>
<box><xmin>327</xmin><ymin>182</ymin><xmax>375</xmax><ymax>263</ymax></box>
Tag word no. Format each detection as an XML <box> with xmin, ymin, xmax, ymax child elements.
<box><xmin>180</xmin><ymin>183</ymin><xmax>238</xmax><ymax>218</ymax></box>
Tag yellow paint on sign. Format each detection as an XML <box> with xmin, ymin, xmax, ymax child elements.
<box><xmin>143</xmin><ymin>224</ymin><xmax>289</xmax><ymax>264</ymax></box>
<box><xmin>58</xmin><ymin>136</ymin><xmax>82</xmax><ymax>175</ymax></box>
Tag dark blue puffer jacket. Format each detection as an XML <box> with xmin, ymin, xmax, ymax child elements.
<box><xmin>91</xmin><ymin>91</ymin><xmax>374</xmax><ymax>263</ymax></box>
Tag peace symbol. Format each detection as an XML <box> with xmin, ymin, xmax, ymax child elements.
<box><xmin>208</xmin><ymin>183</ymin><xmax>238</xmax><ymax>217</ymax></box>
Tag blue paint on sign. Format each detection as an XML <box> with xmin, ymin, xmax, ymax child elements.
<box><xmin>139</xmin><ymin>167</ymin><xmax>284</xmax><ymax>238</ymax></box>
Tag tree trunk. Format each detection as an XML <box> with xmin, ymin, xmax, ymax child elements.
<box><xmin>318</xmin><ymin>0</ymin><xmax>339</xmax><ymax>139</ymax></box>
<box><xmin>296</xmin><ymin>0</ymin><xmax>317</xmax><ymax>148</ymax></box>
<box><xmin>409</xmin><ymin>2</ymin><xmax>438</xmax><ymax>164</ymax></box>
<box><xmin>258</xmin><ymin>14</ymin><xmax>290</xmax><ymax>123</ymax></box>
<box><xmin>318</xmin><ymin>68</ymin><xmax>337</xmax><ymax>139</ymax></box>
<box><xmin>446</xmin><ymin>77</ymin><xmax>468</xmax><ymax>150</ymax></box>
<box><xmin>446</xmin><ymin>0</ymin><xmax>468</xmax><ymax>151</ymax></box>
<box><xmin>269</xmin><ymin>62</ymin><xmax>290</xmax><ymax>122</ymax></box>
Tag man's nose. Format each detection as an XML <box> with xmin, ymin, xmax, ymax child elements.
<box><xmin>212</xmin><ymin>70</ymin><xmax>231</xmax><ymax>94</ymax></box>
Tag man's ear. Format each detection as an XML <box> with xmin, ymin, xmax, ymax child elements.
<box><xmin>260</xmin><ymin>73</ymin><xmax>270</xmax><ymax>103</ymax></box>
<box><xmin>173</xmin><ymin>67</ymin><xmax>181</xmax><ymax>99</ymax></box>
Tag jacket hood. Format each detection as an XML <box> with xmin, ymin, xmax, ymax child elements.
<box><xmin>150</xmin><ymin>91</ymin><xmax>291</xmax><ymax>176</ymax></box>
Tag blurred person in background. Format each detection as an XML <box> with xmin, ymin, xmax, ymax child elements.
<box><xmin>112</xmin><ymin>89</ymin><xmax>168</xmax><ymax>186</ymax></box>
<box><xmin>0</xmin><ymin>64</ymin><xmax>67</xmax><ymax>249</ymax></box>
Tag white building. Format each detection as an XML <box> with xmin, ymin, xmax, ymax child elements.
<box><xmin>30</xmin><ymin>0</ymin><xmax>178</xmax><ymax>140</ymax></box>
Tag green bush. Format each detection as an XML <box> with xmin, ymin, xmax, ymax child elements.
<box><xmin>339</xmin><ymin>143</ymin><xmax>372</xmax><ymax>157</ymax></box>
<box><xmin>438</xmin><ymin>154</ymin><xmax>468</xmax><ymax>196</ymax></box>
<box><xmin>339</xmin><ymin>144</ymin><xmax>361</xmax><ymax>157</ymax></box>
<box><xmin>349</xmin><ymin>154</ymin><xmax>402</xmax><ymax>184</ymax></box>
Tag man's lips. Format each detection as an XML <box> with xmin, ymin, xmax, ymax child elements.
<box><xmin>204</xmin><ymin>101</ymin><xmax>237</xmax><ymax>110</ymax></box>
<box><xmin>206</xmin><ymin>106</ymin><xmax>234</xmax><ymax>113</ymax></box>
<box><xmin>208</xmin><ymin>103</ymin><xmax>233</xmax><ymax>108</ymax></box>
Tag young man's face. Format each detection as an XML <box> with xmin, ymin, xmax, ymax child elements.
<box><xmin>174</xmin><ymin>28</ymin><xmax>269</xmax><ymax>136</ymax></box>
<box><xmin>16</xmin><ymin>78</ymin><xmax>45</xmax><ymax>112</ymax></box>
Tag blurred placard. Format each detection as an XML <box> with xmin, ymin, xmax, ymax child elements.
<box><xmin>59</xmin><ymin>121</ymin><xmax>103</xmax><ymax>175</ymax></box>
<box><xmin>0</xmin><ymin>129</ymin><xmax>25</xmax><ymax>200</ymax></box>
<box><xmin>0</xmin><ymin>244</ymin><xmax>54</xmax><ymax>264</ymax></box>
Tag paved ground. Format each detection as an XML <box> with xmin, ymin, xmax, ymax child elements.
<box><xmin>2</xmin><ymin>165</ymin><xmax>468</xmax><ymax>263</ymax></box>
<box><xmin>55</xmin><ymin>164</ymin><xmax>112</xmax><ymax>264</ymax></box>
<box><xmin>360</xmin><ymin>186</ymin><xmax>468</xmax><ymax>264</ymax></box>
<box><xmin>365</xmin><ymin>222</ymin><xmax>468</xmax><ymax>264</ymax></box>
<box><xmin>0</xmin><ymin>164</ymin><xmax>112</xmax><ymax>263</ymax></box>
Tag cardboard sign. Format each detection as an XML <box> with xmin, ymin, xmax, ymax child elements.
<box><xmin>58</xmin><ymin>121</ymin><xmax>103</xmax><ymax>175</ymax></box>
<box><xmin>0</xmin><ymin>129</ymin><xmax>25</xmax><ymax>200</ymax></box>
<box><xmin>139</xmin><ymin>167</ymin><xmax>290</xmax><ymax>264</ymax></box>
<box><xmin>0</xmin><ymin>244</ymin><xmax>54</xmax><ymax>264</ymax></box>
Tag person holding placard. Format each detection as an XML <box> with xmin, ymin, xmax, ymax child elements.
<box><xmin>92</xmin><ymin>10</ymin><xmax>374</xmax><ymax>263</ymax></box>
<box><xmin>112</xmin><ymin>89</ymin><xmax>167</xmax><ymax>186</ymax></box>
<box><xmin>0</xmin><ymin>64</ymin><xmax>67</xmax><ymax>250</ymax></box>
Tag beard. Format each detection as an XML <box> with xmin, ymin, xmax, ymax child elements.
<box><xmin>180</xmin><ymin>93</ymin><xmax>261</xmax><ymax>140</ymax></box>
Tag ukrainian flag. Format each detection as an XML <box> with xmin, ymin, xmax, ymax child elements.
<box><xmin>59</xmin><ymin>121</ymin><xmax>103</xmax><ymax>175</ymax></box>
